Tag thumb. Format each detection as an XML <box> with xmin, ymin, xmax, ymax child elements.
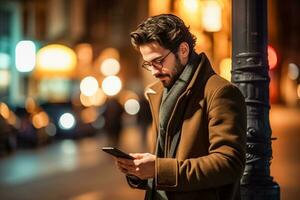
<box><xmin>129</xmin><ymin>153</ymin><xmax>146</xmax><ymax>159</ymax></box>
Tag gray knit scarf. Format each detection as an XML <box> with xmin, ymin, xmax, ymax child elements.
<box><xmin>148</xmin><ymin>52</ymin><xmax>199</xmax><ymax>200</ymax></box>
<box><xmin>157</xmin><ymin>52</ymin><xmax>199</xmax><ymax>157</ymax></box>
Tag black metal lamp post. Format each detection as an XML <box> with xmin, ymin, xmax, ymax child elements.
<box><xmin>232</xmin><ymin>0</ymin><xmax>280</xmax><ymax>199</ymax></box>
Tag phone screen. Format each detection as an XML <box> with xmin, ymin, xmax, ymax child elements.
<box><xmin>102</xmin><ymin>147</ymin><xmax>134</xmax><ymax>160</ymax></box>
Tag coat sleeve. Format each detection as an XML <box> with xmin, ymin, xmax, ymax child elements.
<box><xmin>154</xmin><ymin>84</ymin><xmax>247</xmax><ymax>191</ymax></box>
<box><xmin>126</xmin><ymin>175</ymin><xmax>148</xmax><ymax>189</ymax></box>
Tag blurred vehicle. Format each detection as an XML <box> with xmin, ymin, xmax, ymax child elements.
<box><xmin>40</xmin><ymin>102</ymin><xmax>98</xmax><ymax>139</ymax></box>
<box><xmin>14</xmin><ymin>107</ymin><xmax>50</xmax><ymax>148</ymax></box>
<box><xmin>0</xmin><ymin>115</ymin><xmax>17</xmax><ymax>156</ymax></box>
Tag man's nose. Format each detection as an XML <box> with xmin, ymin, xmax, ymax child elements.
<box><xmin>151</xmin><ymin>67</ymin><xmax>161</xmax><ymax>76</ymax></box>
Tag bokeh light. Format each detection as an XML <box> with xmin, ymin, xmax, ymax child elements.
<box><xmin>100</xmin><ymin>58</ymin><xmax>120</xmax><ymax>76</ymax></box>
<box><xmin>95</xmin><ymin>48</ymin><xmax>120</xmax><ymax>70</ymax></box>
<box><xmin>89</xmin><ymin>88</ymin><xmax>107</xmax><ymax>106</ymax></box>
<box><xmin>124</xmin><ymin>99</ymin><xmax>140</xmax><ymax>115</ymax></box>
<box><xmin>7</xmin><ymin>111</ymin><xmax>18</xmax><ymax>126</ymax></box>
<box><xmin>25</xmin><ymin>97</ymin><xmax>37</xmax><ymax>114</ymax></box>
<box><xmin>80</xmin><ymin>88</ymin><xmax>107</xmax><ymax>107</ymax></box>
<box><xmin>45</xmin><ymin>123</ymin><xmax>57</xmax><ymax>136</ymax></box>
<box><xmin>183</xmin><ymin>0</ymin><xmax>200</xmax><ymax>13</ymax></box>
<box><xmin>219</xmin><ymin>58</ymin><xmax>232</xmax><ymax>81</ymax></box>
<box><xmin>32</xmin><ymin>111</ymin><xmax>50</xmax><ymax>129</ymax></box>
<box><xmin>119</xmin><ymin>90</ymin><xmax>139</xmax><ymax>106</ymax></box>
<box><xmin>202</xmin><ymin>0</ymin><xmax>222</xmax><ymax>32</ymax></box>
<box><xmin>175</xmin><ymin>0</ymin><xmax>201</xmax><ymax>28</ymax></box>
<box><xmin>76</xmin><ymin>43</ymin><xmax>93</xmax><ymax>66</ymax></box>
<box><xmin>268</xmin><ymin>45</ymin><xmax>278</xmax><ymax>70</ymax></box>
<box><xmin>59</xmin><ymin>113</ymin><xmax>76</xmax><ymax>130</ymax></box>
<box><xmin>15</xmin><ymin>40</ymin><xmax>36</xmax><ymax>72</ymax></box>
<box><xmin>80</xmin><ymin>107</ymin><xmax>99</xmax><ymax>123</ymax></box>
<box><xmin>36</xmin><ymin>44</ymin><xmax>77</xmax><ymax>72</ymax></box>
<box><xmin>102</xmin><ymin>75</ymin><xmax>122</xmax><ymax>96</ymax></box>
<box><xmin>0</xmin><ymin>102</ymin><xmax>10</xmax><ymax>119</ymax></box>
<box><xmin>288</xmin><ymin>63</ymin><xmax>299</xmax><ymax>80</ymax></box>
<box><xmin>80</xmin><ymin>76</ymin><xmax>99</xmax><ymax>96</ymax></box>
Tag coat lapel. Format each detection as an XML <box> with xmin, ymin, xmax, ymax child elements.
<box><xmin>146</xmin><ymin>52</ymin><xmax>215</xmax><ymax>157</ymax></box>
<box><xmin>145</xmin><ymin>81</ymin><xmax>164</xmax><ymax>152</ymax></box>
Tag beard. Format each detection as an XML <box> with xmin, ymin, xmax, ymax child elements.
<box><xmin>160</xmin><ymin>57</ymin><xmax>185</xmax><ymax>89</ymax></box>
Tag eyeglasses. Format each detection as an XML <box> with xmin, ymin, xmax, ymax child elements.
<box><xmin>141</xmin><ymin>49</ymin><xmax>174</xmax><ymax>71</ymax></box>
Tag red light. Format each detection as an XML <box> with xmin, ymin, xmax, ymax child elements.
<box><xmin>268</xmin><ymin>45</ymin><xmax>277</xmax><ymax>70</ymax></box>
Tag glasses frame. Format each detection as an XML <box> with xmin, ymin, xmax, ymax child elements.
<box><xmin>141</xmin><ymin>48</ymin><xmax>175</xmax><ymax>71</ymax></box>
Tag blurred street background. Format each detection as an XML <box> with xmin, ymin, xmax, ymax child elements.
<box><xmin>0</xmin><ymin>0</ymin><xmax>299</xmax><ymax>200</ymax></box>
<box><xmin>0</xmin><ymin>105</ymin><xmax>299</xmax><ymax>200</ymax></box>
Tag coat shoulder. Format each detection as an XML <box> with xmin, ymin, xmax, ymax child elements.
<box><xmin>205</xmin><ymin>74</ymin><xmax>232</xmax><ymax>92</ymax></box>
<box><xmin>204</xmin><ymin>74</ymin><xmax>245</xmax><ymax>106</ymax></box>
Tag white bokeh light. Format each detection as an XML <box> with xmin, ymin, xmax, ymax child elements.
<box><xmin>59</xmin><ymin>113</ymin><xmax>76</xmax><ymax>130</ymax></box>
<box><xmin>288</xmin><ymin>63</ymin><xmax>299</xmax><ymax>80</ymax></box>
<box><xmin>202</xmin><ymin>1</ymin><xmax>222</xmax><ymax>32</ymax></box>
<box><xmin>124</xmin><ymin>99</ymin><xmax>140</xmax><ymax>115</ymax></box>
<box><xmin>102</xmin><ymin>75</ymin><xmax>122</xmax><ymax>96</ymax></box>
<box><xmin>15</xmin><ymin>40</ymin><xmax>36</xmax><ymax>72</ymax></box>
<box><xmin>183</xmin><ymin>0</ymin><xmax>200</xmax><ymax>13</ymax></box>
<box><xmin>100</xmin><ymin>58</ymin><xmax>120</xmax><ymax>76</ymax></box>
<box><xmin>80</xmin><ymin>76</ymin><xmax>99</xmax><ymax>96</ymax></box>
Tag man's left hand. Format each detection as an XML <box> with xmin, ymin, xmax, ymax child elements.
<box><xmin>116</xmin><ymin>153</ymin><xmax>156</xmax><ymax>180</ymax></box>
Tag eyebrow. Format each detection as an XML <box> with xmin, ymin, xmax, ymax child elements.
<box><xmin>147</xmin><ymin>55</ymin><xmax>164</xmax><ymax>63</ymax></box>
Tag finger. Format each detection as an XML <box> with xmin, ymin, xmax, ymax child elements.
<box><xmin>117</xmin><ymin>158</ymin><xmax>135</xmax><ymax>165</ymax></box>
<box><xmin>118</xmin><ymin>163</ymin><xmax>134</xmax><ymax>174</ymax></box>
<box><xmin>118</xmin><ymin>161</ymin><xmax>136</xmax><ymax>172</ymax></box>
<box><xmin>120</xmin><ymin>167</ymin><xmax>129</xmax><ymax>174</ymax></box>
<box><xmin>129</xmin><ymin>153</ymin><xmax>145</xmax><ymax>159</ymax></box>
<box><xmin>133</xmin><ymin>159</ymin><xmax>142</xmax><ymax>166</ymax></box>
<box><xmin>117</xmin><ymin>160</ymin><xmax>135</xmax><ymax>168</ymax></box>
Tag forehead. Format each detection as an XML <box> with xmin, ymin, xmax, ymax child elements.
<box><xmin>139</xmin><ymin>42</ymin><xmax>166</xmax><ymax>62</ymax></box>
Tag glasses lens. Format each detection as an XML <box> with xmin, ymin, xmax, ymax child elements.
<box><xmin>151</xmin><ymin>61</ymin><xmax>162</xmax><ymax>69</ymax></box>
<box><xmin>142</xmin><ymin>62</ymin><xmax>152</xmax><ymax>70</ymax></box>
<box><xmin>141</xmin><ymin>49</ymin><xmax>172</xmax><ymax>71</ymax></box>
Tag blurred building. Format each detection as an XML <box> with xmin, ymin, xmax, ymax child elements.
<box><xmin>0</xmin><ymin>0</ymin><xmax>299</xmax><ymax>134</ymax></box>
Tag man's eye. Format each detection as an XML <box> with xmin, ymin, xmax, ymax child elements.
<box><xmin>153</xmin><ymin>60</ymin><xmax>162</xmax><ymax>64</ymax></box>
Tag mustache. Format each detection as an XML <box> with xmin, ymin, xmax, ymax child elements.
<box><xmin>155</xmin><ymin>74</ymin><xmax>169</xmax><ymax>79</ymax></box>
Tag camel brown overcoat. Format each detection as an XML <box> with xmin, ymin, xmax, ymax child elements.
<box><xmin>130</xmin><ymin>53</ymin><xmax>246</xmax><ymax>200</ymax></box>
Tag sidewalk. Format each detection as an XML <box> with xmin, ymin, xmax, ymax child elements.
<box><xmin>270</xmin><ymin>104</ymin><xmax>300</xmax><ymax>200</ymax></box>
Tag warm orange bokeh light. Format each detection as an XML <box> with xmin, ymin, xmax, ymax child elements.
<box><xmin>32</xmin><ymin>111</ymin><xmax>50</xmax><ymax>129</ymax></box>
<box><xmin>0</xmin><ymin>102</ymin><xmax>10</xmax><ymax>119</ymax></box>
<box><xmin>268</xmin><ymin>45</ymin><xmax>278</xmax><ymax>70</ymax></box>
<box><xmin>35</xmin><ymin>44</ymin><xmax>77</xmax><ymax>78</ymax></box>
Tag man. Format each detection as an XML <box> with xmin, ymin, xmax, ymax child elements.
<box><xmin>115</xmin><ymin>14</ymin><xmax>246</xmax><ymax>200</ymax></box>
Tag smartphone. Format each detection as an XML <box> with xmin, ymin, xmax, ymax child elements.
<box><xmin>102</xmin><ymin>147</ymin><xmax>134</xmax><ymax>160</ymax></box>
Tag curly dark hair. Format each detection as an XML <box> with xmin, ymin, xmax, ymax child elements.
<box><xmin>130</xmin><ymin>14</ymin><xmax>196</xmax><ymax>54</ymax></box>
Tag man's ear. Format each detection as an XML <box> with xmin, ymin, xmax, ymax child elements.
<box><xmin>178</xmin><ymin>42</ymin><xmax>190</xmax><ymax>64</ymax></box>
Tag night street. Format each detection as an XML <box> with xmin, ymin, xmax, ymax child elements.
<box><xmin>1</xmin><ymin>0</ymin><xmax>299</xmax><ymax>199</ymax></box>
<box><xmin>0</xmin><ymin>105</ymin><xmax>299</xmax><ymax>200</ymax></box>
<box><xmin>0</xmin><ymin>126</ymin><xmax>145</xmax><ymax>200</ymax></box>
